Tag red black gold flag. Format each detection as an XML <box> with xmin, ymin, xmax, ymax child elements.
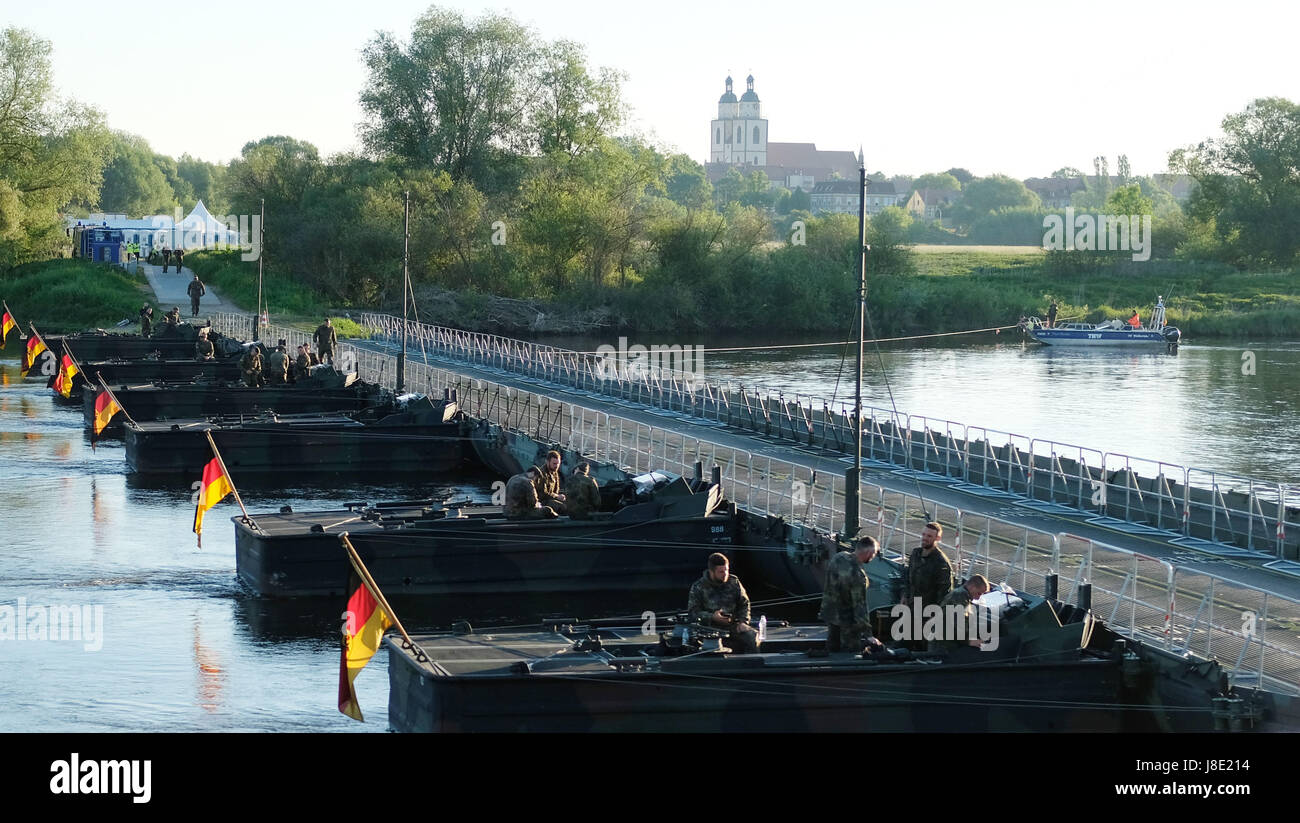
<box><xmin>52</xmin><ymin>352</ymin><xmax>80</xmax><ymax>399</ymax></box>
<box><xmin>338</xmin><ymin>559</ymin><xmax>394</xmax><ymax>722</ymax></box>
<box><xmin>20</xmin><ymin>331</ymin><xmax>47</xmax><ymax>377</ymax></box>
<box><xmin>0</xmin><ymin>309</ymin><xmax>13</xmax><ymax>350</ymax></box>
<box><xmin>92</xmin><ymin>388</ymin><xmax>123</xmax><ymax>446</ymax></box>
<box><xmin>192</xmin><ymin>456</ymin><xmax>234</xmax><ymax>548</ymax></box>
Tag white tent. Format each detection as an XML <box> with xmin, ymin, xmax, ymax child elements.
<box><xmin>175</xmin><ymin>201</ymin><xmax>241</xmax><ymax>250</ymax></box>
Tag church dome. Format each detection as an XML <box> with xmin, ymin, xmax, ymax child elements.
<box><xmin>740</xmin><ymin>74</ymin><xmax>759</xmax><ymax>102</ymax></box>
<box><xmin>719</xmin><ymin>75</ymin><xmax>737</xmax><ymax>103</ymax></box>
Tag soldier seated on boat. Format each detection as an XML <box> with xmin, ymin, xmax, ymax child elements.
<box><xmin>821</xmin><ymin>535</ymin><xmax>884</xmax><ymax>655</ymax></box>
<box><xmin>194</xmin><ymin>328</ymin><xmax>215</xmax><ymax>361</ymax></box>
<box><xmin>687</xmin><ymin>553</ymin><xmax>759</xmax><ymax>654</ymax></box>
<box><xmin>564</xmin><ymin>462</ymin><xmax>600</xmax><ymax>520</ymax></box>
<box><xmin>239</xmin><ymin>345</ymin><xmax>264</xmax><ymax>388</ymax></box>
<box><xmin>533</xmin><ymin>450</ymin><xmax>567</xmax><ymax>514</ymax></box>
<box><xmin>164</xmin><ymin>306</ymin><xmax>181</xmax><ymax>328</ymax></box>
<box><xmin>504</xmin><ymin>468</ymin><xmax>558</xmax><ymax>520</ymax></box>
<box><xmin>929</xmin><ymin>575</ymin><xmax>993</xmax><ymax>654</ymax></box>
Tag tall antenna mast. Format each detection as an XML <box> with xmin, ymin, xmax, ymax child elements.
<box><xmin>845</xmin><ymin>149</ymin><xmax>867</xmax><ymax>538</ymax></box>
<box><xmin>397</xmin><ymin>191</ymin><xmax>409</xmax><ymax>393</ymax></box>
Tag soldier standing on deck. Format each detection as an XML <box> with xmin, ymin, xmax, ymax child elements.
<box><xmin>265</xmin><ymin>340</ymin><xmax>289</xmax><ymax>385</ymax></box>
<box><xmin>313</xmin><ymin>317</ymin><xmax>337</xmax><ymax>365</ymax></box>
<box><xmin>239</xmin><ymin>345</ymin><xmax>264</xmax><ymax>388</ymax></box>
<box><xmin>139</xmin><ymin>304</ymin><xmax>154</xmax><ymax>336</ymax></box>
<box><xmin>905</xmin><ymin>521</ymin><xmax>954</xmax><ymax>610</ymax></box>
<box><xmin>293</xmin><ymin>344</ymin><xmax>310</xmax><ymax>382</ymax></box>
<box><xmin>187</xmin><ymin>274</ymin><xmax>206</xmax><ymax>317</ymax></box>
<box><xmin>820</xmin><ymin>535</ymin><xmax>884</xmax><ymax>654</ymax></box>
<box><xmin>533</xmin><ymin>450</ymin><xmax>567</xmax><ymax>514</ymax></box>
<box><xmin>687</xmin><ymin>553</ymin><xmax>759</xmax><ymax>654</ymax></box>
<box><xmin>564</xmin><ymin>462</ymin><xmax>600</xmax><ymax>520</ymax></box>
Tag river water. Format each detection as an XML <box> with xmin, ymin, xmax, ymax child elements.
<box><xmin>541</xmin><ymin>335</ymin><xmax>1300</xmax><ymax>487</ymax></box>
<box><xmin>3</xmin><ymin>336</ymin><xmax>1297</xmax><ymax>732</ymax></box>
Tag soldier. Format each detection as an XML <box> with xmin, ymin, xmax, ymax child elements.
<box><xmin>905</xmin><ymin>521</ymin><xmax>954</xmax><ymax>610</ymax></box>
<box><xmin>931</xmin><ymin>575</ymin><xmax>993</xmax><ymax>654</ymax></box>
<box><xmin>293</xmin><ymin>344</ymin><xmax>311</xmax><ymax>381</ymax></box>
<box><xmin>162</xmin><ymin>246</ymin><xmax>172</xmax><ymax>273</ymax></box>
<box><xmin>265</xmin><ymin>340</ymin><xmax>289</xmax><ymax>385</ymax></box>
<box><xmin>305</xmin><ymin>343</ymin><xmax>321</xmax><ymax>367</ymax></box>
<box><xmin>313</xmin><ymin>317</ymin><xmax>337</xmax><ymax>365</ymax></box>
<box><xmin>504</xmin><ymin>468</ymin><xmax>558</xmax><ymax>520</ymax></box>
<box><xmin>687</xmin><ymin>553</ymin><xmax>759</xmax><ymax>654</ymax></box>
<box><xmin>564</xmin><ymin>462</ymin><xmax>600</xmax><ymax>520</ymax></box>
<box><xmin>820</xmin><ymin>535</ymin><xmax>884</xmax><ymax>654</ymax></box>
<box><xmin>533</xmin><ymin>450</ymin><xmax>567</xmax><ymax>514</ymax></box>
<box><xmin>187</xmin><ymin>274</ymin><xmax>206</xmax><ymax>317</ymax></box>
<box><xmin>239</xmin><ymin>345</ymin><xmax>264</xmax><ymax>388</ymax></box>
<box><xmin>164</xmin><ymin>306</ymin><xmax>181</xmax><ymax>328</ymax></box>
<box><xmin>139</xmin><ymin>303</ymin><xmax>154</xmax><ymax>336</ymax></box>
<box><xmin>174</xmin><ymin>247</ymin><xmax>185</xmax><ymax>270</ymax></box>
<box><xmin>194</xmin><ymin>329</ymin><xmax>215</xmax><ymax>361</ymax></box>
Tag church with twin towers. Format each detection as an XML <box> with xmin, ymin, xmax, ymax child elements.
<box><xmin>705</xmin><ymin>74</ymin><xmax>861</xmax><ymax>193</ymax></box>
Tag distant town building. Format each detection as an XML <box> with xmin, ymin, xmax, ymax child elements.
<box><xmin>905</xmin><ymin>187</ymin><xmax>959</xmax><ymax>220</ymax></box>
<box><xmin>65</xmin><ymin>201</ymin><xmax>240</xmax><ymax>254</ymax></box>
<box><xmin>809</xmin><ymin>179</ymin><xmax>903</xmax><ymax>216</ymax></box>
<box><xmin>705</xmin><ymin>75</ymin><xmax>862</xmax><ymax>193</ymax></box>
<box><xmin>1023</xmin><ymin>177</ymin><xmax>1087</xmax><ymax>209</ymax></box>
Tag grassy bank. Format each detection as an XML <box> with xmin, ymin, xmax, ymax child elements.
<box><xmin>0</xmin><ymin>259</ymin><xmax>152</xmax><ymax>334</ymax></box>
<box><xmin>893</xmin><ymin>251</ymin><xmax>1300</xmax><ymax>339</ymax></box>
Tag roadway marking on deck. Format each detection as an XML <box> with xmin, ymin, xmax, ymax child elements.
<box><xmin>1263</xmin><ymin>560</ymin><xmax>1300</xmax><ymax>579</ymax></box>
<box><xmin>1085</xmin><ymin>516</ymin><xmax>1181</xmax><ymax>536</ymax></box>
<box><xmin>1168</xmin><ymin>536</ymin><xmax>1273</xmax><ymax>558</ymax></box>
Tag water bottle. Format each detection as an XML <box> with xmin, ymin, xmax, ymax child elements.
<box><xmin>758</xmin><ymin>615</ymin><xmax>767</xmax><ymax>643</ymax></box>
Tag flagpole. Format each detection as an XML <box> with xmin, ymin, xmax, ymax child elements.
<box><xmin>204</xmin><ymin>429</ymin><xmax>252</xmax><ymax>520</ymax></box>
<box><xmin>96</xmin><ymin>372</ymin><xmax>137</xmax><ymax>426</ymax></box>
<box><xmin>339</xmin><ymin>532</ymin><xmax>416</xmax><ymax>648</ymax></box>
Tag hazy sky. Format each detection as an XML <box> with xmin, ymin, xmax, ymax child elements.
<box><xmin>10</xmin><ymin>0</ymin><xmax>1299</xmax><ymax>178</ymax></box>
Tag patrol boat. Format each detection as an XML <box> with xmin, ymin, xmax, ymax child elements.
<box><xmin>53</xmin><ymin>349</ymin><xmax>250</xmax><ymax>402</ymax></box>
<box><xmin>382</xmin><ymin>594</ymin><xmax>1252</xmax><ymax>733</ymax></box>
<box><xmin>232</xmin><ymin>466</ymin><xmax>736</xmax><ymax>597</ymax></box>
<box><xmin>82</xmin><ymin>368</ymin><xmax>392</xmax><ymax>435</ymax></box>
<box><xmin>41</xmin><ymin>325</ymin><xmax>243</xmax><ymax>363</ymax></box>
<box><xmin>123</xmin><ymin>392</ymin><xmax>466</xmax><ymax>476</ymax></box>
<box><xmin>1021</xmin><ymin>297</ymin><xmax>1182</xmax><ymax>348</ymax></box>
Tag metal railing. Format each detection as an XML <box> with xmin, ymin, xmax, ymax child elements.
<box><xmin>208</xmin><ymin>313</ymin><xmax>1300</xmax><ymax>694</ymax></box>
<box><xmin>345</xmin><ymin>311</ymin><xmax>1300</xmax><ymax>561</ymax></box>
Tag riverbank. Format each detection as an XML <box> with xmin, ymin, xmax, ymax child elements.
<box><xmin>0</xmin><ymin>259</ymin><xmax>153</xmax><ymax>334</ymax></box>
<box><xmin>13</xmin><ymin>250</ymin><xmax>1299</xmax><ymax>341</ymax></box>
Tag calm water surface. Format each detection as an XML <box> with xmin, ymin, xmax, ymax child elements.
<box><xmin>4</xmin><ymin>335</ymin><xmax>1297</xmax><ymax>731</ymax></box>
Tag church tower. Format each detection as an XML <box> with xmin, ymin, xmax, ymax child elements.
<box><xmin>710</xmin><ymin>74</ymin><xmax>767</xmax><ymax>166</ymax></box>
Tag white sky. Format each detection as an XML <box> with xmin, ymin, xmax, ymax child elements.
<box><xmin>9</xmin><ymin>0</ymin><xmax>1299</xmax><ymax>178</ymax></box>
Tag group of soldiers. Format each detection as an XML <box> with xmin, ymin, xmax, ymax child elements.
<box><xmin>238</xmin><ymin>339</ymin><xmax>325</xmax><ymax>387</ymax></box>
<box><xmin>502</xmin><ymin>450</ymin><xmax>602</xmax><ymax>521</ymax></box>
<box><xmin>689</xmin><ymin>520</ymin><xmax>992</xmax><ymax>657</ymax></box>
<box><xmin>156</xmin><ymin>247</ymin><xmax>186</xmax><ymax>273</ymax></box>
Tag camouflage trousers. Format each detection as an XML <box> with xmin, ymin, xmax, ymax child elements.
<box><xmin>826</xmin><ymin>624</ymin><xmax>874</xmax><ymax>654</ymax></box>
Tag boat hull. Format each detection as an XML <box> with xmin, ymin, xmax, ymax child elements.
<box><xmin>233</xmin><ymin>506</ymin><xmax>737</xmax><ymax>597</ymax></box>
<box><xmin>1028</xmin><ymin>328</ymin><xmax>1170</xmax><ymax>346</ymax></box>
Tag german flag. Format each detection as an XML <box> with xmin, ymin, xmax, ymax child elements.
<box><xmin>0</xmin><ymin>309</ymin><xmax>13</xmax><ymax>350</ymax></box>
<box><xmin>192</xmin><ymin>455</ymin><xmax>234</xmax><ymax>547</ymax></box>
<box><xmin>20</xmin><ymin>331</ymin><xmax>46</xmax><ymax>377</ymax></box>
<box><xmin>92</xmin><ymin>388</ymin><xmax>123</xmax><ymax>442</ymax></box>
<box><xmin>52</xmin><ymin>352</ymin><xmax>79</xmax><ymax>398</ymax></box>
<box><xmin>338</xmin><ymin>561</ymin><xmax>393</xmax><ymax>722</ymax></box>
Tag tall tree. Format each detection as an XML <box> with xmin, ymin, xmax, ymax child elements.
<box><xmin>98</xmin><ymin>132</ymin><xmax>178</xmax><ymax>215</ymax></box>
<box><xmin>0</xmin><ymin>27</ymin><xmax>110</xmax><ymax>265</ymax></box>
<box><xmin>531</xmin><ymin>40</ymin><xmax>625</xmax><ymax>158</ymax></box>
<box><xmin>911</xmin><ymin>172</ymin><xmax>961</xmax><ymax>192</ymax></box>
<box><xmin>945</xmin><ymin>167</ymin><xmax>974</xmax><ymax>185</ymax></box>
<box><xmin>950</xmin><ymin>175</ymin><xmax>1040</xmax><ymax>226</ymax></box>
<box><xmin>359</xmin><ymin>7</ymin><xmax>538</xmax><ymax>187</ymax></box>
<box><xmin>1171</xmin><ymin>97</ymin><xmax>1300</xmax><ymax>265</ymax></box>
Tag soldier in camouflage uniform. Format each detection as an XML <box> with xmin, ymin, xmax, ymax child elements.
<box><xmin>687</xmin><ymin>553</ymin><xmax>759</xmax><ymax>654</ymax></box>
<box><xmin>930</xmin><ymin>574</ymin><xmax>992</xmax><ymax>654</ymax></box>
<box><xmin>504</xmin><ymin>468</ymin><xmax>558</xmax><ymax>520</ymax></box>
<box><xmin>564</xmin><ymin>462</ymin><xmax>600</xmax><ymax>520</ymax></box>
<box><xmin>194</xmin><ymin>329</ymin><xmax>215</xmax><ymax>360</ymax></box>
<box><xmin>164</xmin><ymin>307</ymin><xmax>181</xmax><ymax>329</ymax></box>
<box><xmin>313</xmin><ymin>317</ymin><xmax>337</xmax><ymax>365</ymax></box>
<box><xmin>905</xmin><ymin>521</ymin><xmax>953</xmax><ymax>609</ymax></box>
<box><xmin>532</xmin><ymin>450</ymin><xmax>567</xmax><ymax>514</ymax></box>
<box><xmin>293</xmin><ymin>345</ymin><xmax>311</xmax><ymax>382</ymax></box>
<box><xmin>265</xmin><ymin>340</ymin><xmax>289</xmax><ymax>385</ymax></box>
<box><xmin>820</xmin><ymin>535</ymin><xmax>884</xmax><ymax>654</ymax></box>
<box><xmin>239</xmin><ymin>345</ymin><xmax>264</xmax><ymax>388</ymax></box>
<box><xmin>139</xmin><ymin>304</ymin><xmax>154</xmax><ymax>336</ymax></box>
